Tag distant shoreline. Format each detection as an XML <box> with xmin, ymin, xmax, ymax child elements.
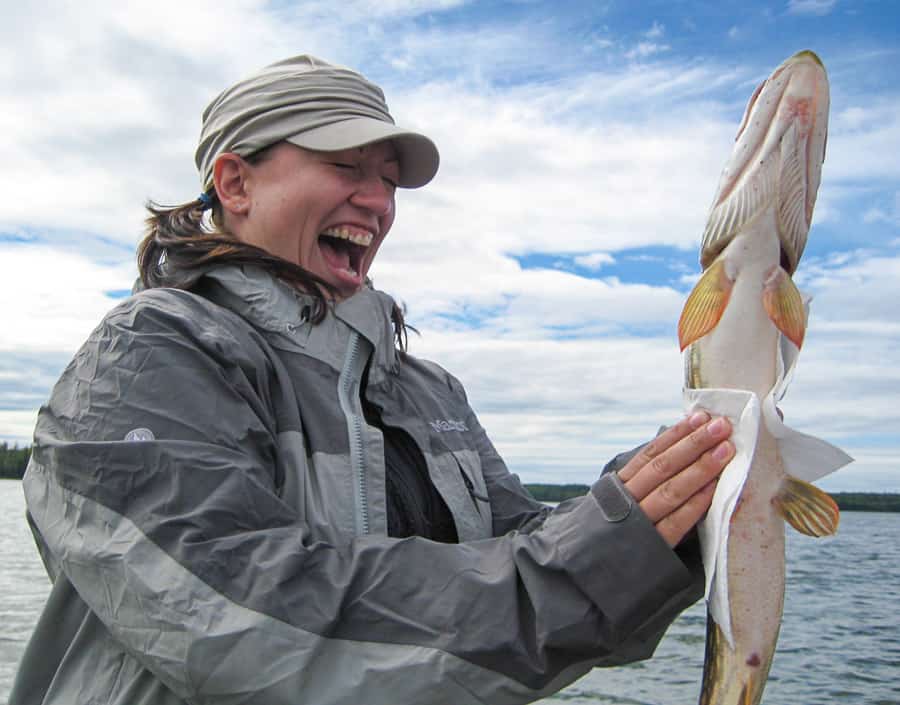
<box><xmin>523</xmin><ymin>483</ymin><xmax>900</xmax><ymax>512</ymax></box>
<box><xmin>2</xmin><ymin>473</ymin><xmax>898</xmax><ymax>513</ymax></box>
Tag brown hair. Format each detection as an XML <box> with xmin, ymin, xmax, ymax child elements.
<box><xmin>136</xmin><ymin>151</ymin><xmax>411</xmax><ymax>349</ymax></box>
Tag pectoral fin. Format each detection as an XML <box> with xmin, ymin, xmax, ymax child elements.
<box><xmin>763</xmin><ymin>266</ymin><xmax>806</xmax><ymax>349</ymax></box>
<box><xmin>773</xmin><ymin>476</ymin><xmax>840</xmax><ymax>537</ymax></box>
<box><xmin>678</xmin><ymin>259</ymin><xmax>734</xmax><ymax>351</ymax></box>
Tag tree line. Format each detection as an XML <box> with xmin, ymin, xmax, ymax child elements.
<box><xmin>524</xmin><ymin>482</ymin><xmax>900</xmax><ymax>512</ymax></box>
<box><xmin>2</xmin><ymin>444</ymin><xmax>898</xmax><ymax>512</ymax></box>
<box><xmin>0</xmin><ymin>442</ymin><xmax>31</xmax><ymax>479</ymax></box>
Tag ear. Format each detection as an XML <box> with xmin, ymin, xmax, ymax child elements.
<box><xmin>213</xmin><ymin>153</ymin><xmax>251</xmax><ymax>216</ymax></box>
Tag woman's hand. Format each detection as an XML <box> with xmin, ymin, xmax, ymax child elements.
<box><xmin>617</xmin><ymin>412</ymin><xmax>733</xmax><ymax>547</ymax></box>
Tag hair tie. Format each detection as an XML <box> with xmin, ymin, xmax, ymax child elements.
<box><xmin>197</xmin><ymin>192</ymin><xmax>214</xmax><ymax>210</ymax></box>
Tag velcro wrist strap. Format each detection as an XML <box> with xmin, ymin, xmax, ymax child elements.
<box><xmin>590</xmin><ymin>472</ymin><xmax>633</xmax><ymax>523</ymax></box>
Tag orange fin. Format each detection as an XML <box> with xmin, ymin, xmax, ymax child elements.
<box><xmin>678</xmin><ymin>259</ymin><xmax>733</xmax><ymax>351</ymax></box>
<box><xmin>762</xmin><ymin>266</ymin><xmax>806</xmax><ymax>349</ymax></box>
<box><xmin>773</xmin><ymin>476</ymin><xmax>840</xmax><ymax>537</ymax></box>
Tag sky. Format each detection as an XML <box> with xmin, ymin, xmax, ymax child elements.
<box><xmin>1</xmin><ymin>0</ymin><xmax>898</xmax><ymax>492</ymax></box>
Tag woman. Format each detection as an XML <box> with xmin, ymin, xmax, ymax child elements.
<box><xmin>12</xmin><ymin>55</ymin><xmax>733</xmax><ymax>705</ymax></box>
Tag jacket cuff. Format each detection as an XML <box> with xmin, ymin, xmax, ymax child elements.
<box><xmin>554</xmin><ymin>473</ymin><xmax>700</xmax><ymax>644</ymax></box>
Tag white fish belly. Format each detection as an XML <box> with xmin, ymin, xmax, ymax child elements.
<box><xmin>693</xmin><ymin>209</ymin><xmax>781</xmax><ymax>400</ymax></box>
<box><xmin>726</xmin><ymin>431</ymin><xmax>786</xmax><ymax>663</ymax></box>
<box><xmin>693</xmin><ymin>208</ymin><xmax>788</xmax><ymax>697</ymax></box>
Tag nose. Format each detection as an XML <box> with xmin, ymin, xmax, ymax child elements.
<box><xmin>350</xmin><ymin>173</ymin><xmax>395</xmax><ymax>218</ymax></box>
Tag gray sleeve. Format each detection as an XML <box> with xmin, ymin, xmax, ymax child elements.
<box><xmin>25</xmin><ymin>291</ymin><xmax>702</xmax><ymax>705</ymax></box>
<box><xmin>443</xmin><ymin>373</ymin><xmax>705</xmax><ymax>665</ymax></box>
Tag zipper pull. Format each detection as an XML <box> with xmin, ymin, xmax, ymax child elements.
<box><xmin>459</xmin><ymin>465</ymin><xmax>490</xmax><ymax>506</ymax></box>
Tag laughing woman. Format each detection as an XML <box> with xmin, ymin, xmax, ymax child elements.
<box><xmin>12</xmin><ymin>55</ymin><xmax>733</xmax><ymax>705</ymax></box>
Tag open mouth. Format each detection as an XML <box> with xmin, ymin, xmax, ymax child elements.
<box><xmin>318</xmin><ymin>226</ymin><xmax>373</xmax><ymax>283</ymax></box>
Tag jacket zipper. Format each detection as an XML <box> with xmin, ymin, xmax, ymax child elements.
<box><xmin>338</xmin><ymin>331</ymin><xmax>369</xmax><ymax>535</ymax></box>
<box><xmin>457</xmin><ymin>462</ymin><xmax>489</xmax><ymax>515</ymax></box>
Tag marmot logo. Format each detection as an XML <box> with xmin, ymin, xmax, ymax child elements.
<box><xmin>429</xmin><ymin>419</ymin><xmax>469</xmax><ymax>433</ymax></box>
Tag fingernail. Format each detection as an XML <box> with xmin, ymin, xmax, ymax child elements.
<box><xmin>689</xmin><ymin>411</ymin><xmax>709</xmax><ymax>428</ymax></box>
<box><xmin>713</xmin><ymin>441</ymin><xmax>732</xmax><ymax>462</ymax></box>
<box><xmin>708</xmin><ymin>417</ymin><xmax>727</xmax><ymax>436</ymax></box>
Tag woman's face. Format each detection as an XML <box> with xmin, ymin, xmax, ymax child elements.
<box><xmin>236</xmin><ymin>140</ymin><xmax>399</xmax><ymax>300</ymax></box>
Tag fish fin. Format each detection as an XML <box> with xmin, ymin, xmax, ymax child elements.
<box><xmin>774</xmin><ymin>476</ymin><xmax>840</xmax><ymax>537</ymax></box>
<box><xmin>700</xmin><ymin>149</ymin><xmax>778</xmax><ymax>269</ymax></box>
<box><xmin>762</xmin><ymin>266</ymin><xmax>806</xmax><ymax>349</ymax></box>
<box><xmin>777</xmin><ymin>121</ymin><xmax>810</xmax><ymax>272</ymax></box>
<box><xmin>698</xmin><ymin>614</ymin><xmax>727</xmax><ymax>705</ymax></box>
<box><xmin>678</xmin><ymin>259</ymin><xmax>733</xmax><ymax>351</ymax></box>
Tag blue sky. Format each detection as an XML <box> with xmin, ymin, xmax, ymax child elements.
<box><xmin>2</xmin><ymin>0</ymin><xmax>898</xmax><ymax>491</ymax></box>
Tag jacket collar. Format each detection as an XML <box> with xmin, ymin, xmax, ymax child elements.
<box><xmin>201</xmin><ymin>265</ymin><xmax>399</xmax><ymax>374</ymax></box>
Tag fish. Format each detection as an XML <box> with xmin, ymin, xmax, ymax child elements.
<box><xmin>677</xmin><ymin>50</ymin><xmax>840</xmax><ymax>705</ymax></box>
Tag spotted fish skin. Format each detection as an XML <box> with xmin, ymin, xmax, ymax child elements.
<box><xmin>677</xmin><ymin>51</ymin><xmax>839</xmax><ymax>705</ymax></box>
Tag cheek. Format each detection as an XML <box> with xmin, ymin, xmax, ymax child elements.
<box><xmin>298</xmin><ymin>229</ymin><xmax>323</xmax><ymax>268</ymax></box>
<box><xmin>381</xmin><ymin>200</ymin><xmax>397</xmax><ymax>234</ymax></box>
<box><xmin>273</xmin><ymin>198</ymin><xmax>321</xmax><ymax>266</ymax></box>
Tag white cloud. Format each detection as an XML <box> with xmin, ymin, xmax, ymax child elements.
<box><xmin>626</xmin><ymin>42</ymin><xmax>671</xmax><ymax>60</ymax></box>
<box><xmin>0</xmin><ymin>245</ymin><xmax>135</xmax><ymax>353</ymax></box>
<box><xmin>862</xmin><ymin>208</ymin><xmax>894</xmax><ymax>225</ymax></box>
<box><xmin>0</xmin><ymin>411</ymin><xmax>40</xmax><ymax>446</ymax></box>
<box><xmin>826</xmin><ymin>99</ymin><xmax>900</xmax><ymax>183</ymax></box>
<box><xmin>377</xmin><ymin>67</ymin><xmax>739</xmax><ymax>274</ymax></box>
<box><xmin>645</xmin><ymin>21</ymin><xmax>665</xmax><ymax>39</ymax></box>
<box><xmin>574</xmin><ymin>252</ymin><xmax>616</xmax><ymax>270</ymax></box>
<box><xmin>787</xmin><ymin>0</ymin><xmax>838</xmax><ymax>16</ymax></box>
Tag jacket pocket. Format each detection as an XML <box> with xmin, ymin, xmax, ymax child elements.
<box><xmin>448</xmin><ymin>449</ymin><xmax>493</xmax><ymax>540</ymax></box>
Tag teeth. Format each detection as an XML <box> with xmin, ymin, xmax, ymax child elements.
<box><xmin>321</xmin><ymin>226</ymin><xmax>373</xmax><ymax>247</ymax></box>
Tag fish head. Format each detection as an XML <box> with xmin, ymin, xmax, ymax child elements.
<box><xmin>700</xmin><ymin>50</ymin><xmax>830</xmax><ymax>274</ymax></box>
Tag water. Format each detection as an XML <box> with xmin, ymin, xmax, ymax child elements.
<box><xmin>1</xmin><ymin>479</ymin><xmax>898</xmax><ymax>704</ymax></box>
<box><xmin>0</xmin><ymin>481</ymin><xmax>51</xmax><ymax>705</ymax></box>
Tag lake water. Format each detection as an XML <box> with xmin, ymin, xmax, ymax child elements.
<box><xmin>1</xmin><ymin>478</ymin><xmax>898</xmax><ymax>704</ymax></box>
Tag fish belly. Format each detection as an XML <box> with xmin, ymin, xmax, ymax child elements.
<box><xmin>695</xmin><ymin>217</ymin><xmax>787</xmax><ymax>705</ymax></box>
<box><xmin>700</xmin><ymin>431</ymin><xmax>786</xmax><ymax>705</ymax></box>
<box><xmin>691</xmin><ymin>215</ymin><xmax>781</xmax><ymax>400</ymax></box>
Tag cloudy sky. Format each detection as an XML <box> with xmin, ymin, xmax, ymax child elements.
<box><xmin>2</xmin><ymin>0</ymin><xmax>898</xmax><ymax>492</ymax></box>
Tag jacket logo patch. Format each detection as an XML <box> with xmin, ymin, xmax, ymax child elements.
<box><xmin>429</xmin><ymin>419</ymin><xmax>469</xmax><ymax>433</ymax></box>
<box><xmin>124</xmin><ymin>428</ymin><xmax>155</xmax><ymax>442</ymax></box>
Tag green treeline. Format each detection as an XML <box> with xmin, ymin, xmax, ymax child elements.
<box><xmin>525</xmin><ymin>484</ymin><xmax>591</xmax><ymax>502</ymax></box>
<box><xmin>525</xmin><ymin>483</ymin><xmax>900</xmax><ymax>513</ymax></box>
<box><xmin>0</xmin><ymin>442</ymin><xmax>31</xmax><ymax>479</ymax></box>
<box><xmin>1</xmin><ymin>445</ymin><xmax>898</xmax><ymax>512</ymax></box>
<box><xmin>827</xmin><ymin>492</ymin><xmax>900</xmax><ymax>513</ymax></box>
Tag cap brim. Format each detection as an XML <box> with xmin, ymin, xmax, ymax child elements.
<box><xmin>285</xmin><ymin>117</ymin><xmax>439</xmax><ymax>188</ymax></box>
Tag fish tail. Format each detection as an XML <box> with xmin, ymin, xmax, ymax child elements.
<box><xmin>698</xmin><ymin>613</ymin><xmax>774</xmax><ymax>705</ymax></box>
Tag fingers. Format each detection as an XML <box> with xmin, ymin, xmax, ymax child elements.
<box><xmin>615</xmin><ymin>411</ymin><xmax>735</xmax><ymax>548</ymax></box>
<box><xmin>655</xmin><ymin>480</ymin><xmax>718</xmax><ymax>547</ymax></box>
<box><xmin>620</xmin><ymin>414</ymin><xmax>732</xmax><ymax>502</ymax></box>
<box><xmin>617</xmin><ymin>411</ymin><xmax>710</xmax><ymax>484</ymax></box>
<box><xmin>639</xmin><ymin>437</ymin><xmax>734</xmax><ymax>526</ymax></box>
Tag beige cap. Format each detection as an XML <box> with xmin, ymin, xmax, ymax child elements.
<box><xmin>195</xmin><ymin>55</ymin><xmax>439</xmax><ymax>190</ymax></box>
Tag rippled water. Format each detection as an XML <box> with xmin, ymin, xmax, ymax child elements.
<box><xmin>0</xmin><ymin>481</ymin><xmax>52</xmax><ymax>705</ymax></box>
<box><xmin>2</xmin><ymin>479</ymin><xmax>898</xmax><ymax>704</ymax></box>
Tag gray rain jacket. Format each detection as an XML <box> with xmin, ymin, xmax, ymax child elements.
<box><xmin>12</xmin><ymin>266</ymin><xmax>704</xmax><ymax>705</ymax></box>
